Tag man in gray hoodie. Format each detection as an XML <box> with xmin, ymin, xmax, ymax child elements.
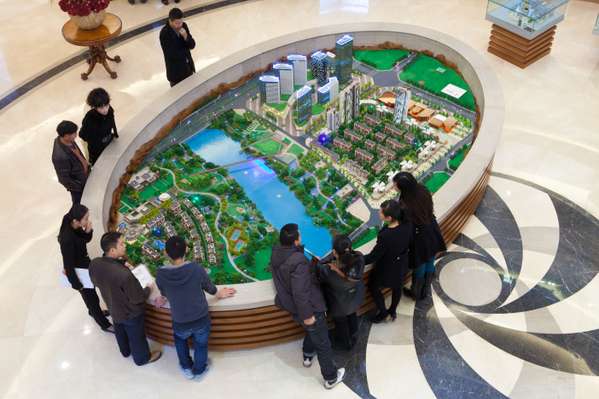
<box><xmin>155</xmin><ymin>236</ymin><xmax>235</xmax><ymax>380</ymax></box>
<box><xmin>270</xmin><ymin>223</ymin><xmax>345</xmax><ymax>389</ymax></box>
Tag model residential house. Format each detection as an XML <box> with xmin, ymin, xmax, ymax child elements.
<box><xmin>355</xmin><ymin>148</ymin><xmax>374</xmax><ymax>164</ymax></box>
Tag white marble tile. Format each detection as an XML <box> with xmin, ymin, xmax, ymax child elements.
<box><xmin>434</xmin><ymin>293</ymin><xmax>524</xmax><ymax>397</ymax></box>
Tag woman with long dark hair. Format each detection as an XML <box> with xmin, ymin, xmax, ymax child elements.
<box><xmin>315</xmin><ymin>235</ymin><xmax>365</xmax><ymax>350</ymax></box>
<box><xmin>393</xmin><ymin>172</ymin><xmax>446</xmax><ymax>300</ymax></box>
<box><xmin>364</xmin><ymin>200</ymin><xmax>413</xmax><ymax>323</ymax></box>
<box><xmin>58</xmin><ymin>204</ymin><xmax>113</xmax><ymax>332</ymax></box>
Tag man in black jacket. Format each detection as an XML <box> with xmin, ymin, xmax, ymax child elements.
<box><xmin>160</xmin><ymin>8</ymin><xmax>196</xmax><ymax>87</ymax></box>
<box><xmin>51</xmin><ymin>120</ymin><xmax>89</xmax><ymax>205</ymax></box>
<box><xmin>270</xmin><ymin>223</ymin><xmax>345</xmax><ymax>389</ymax></box>
<box><xmin>89</xmin><ymin>232</ymin><xmax>162</xmax><ymax>366</ymax></box>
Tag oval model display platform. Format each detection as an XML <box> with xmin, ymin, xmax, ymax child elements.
<box><xmin>82</xmin><ymin>22</ymin><xmax>504</xmax><ymax>350</ymax></box>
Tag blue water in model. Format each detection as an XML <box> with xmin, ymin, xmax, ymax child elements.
<box><xmin>185</xmin><ymin>128</ymin><xmax>332</xmax><ymax>257</ymax></box>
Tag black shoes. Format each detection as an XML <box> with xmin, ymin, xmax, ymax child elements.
<box><xmin>370</xmin><ymin>311</ymin><xmax>389</xmax><ymax>324</ymax></box>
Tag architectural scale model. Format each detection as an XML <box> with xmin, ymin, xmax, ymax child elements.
<box><xmin>117</xmin><ymin>35</ymin><xmax>477</xmax><ymax>284</ymax></box>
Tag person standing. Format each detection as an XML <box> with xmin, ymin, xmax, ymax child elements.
<box><xmin>79</xmin><ymin>88</ymin><xmax>118</xmax><ymax>166</ymax></box>
<box><xmin>364</xmin><ymin>200</ymin><xmax>413</xmax><ymax>323</ymax></box>
<box><xmin>155</xmin><ymin>236</ymin><xmax>236</xmax><ymax>380</ymax></box>
<box><xmin>52</xmin><ymin>120</ymin><xmax>89</xmax><ymax>205</ymax></box>
<box><xmin>393</xmin><ymin>172</ymin><xmax>446</xmax><ymax>300</ymax></box>
<box><xmin>89</xmin><ymin>232</ymin><xmax>162</xmax><ymax>366</ymax></box>
<box><xmin>270</xmin><ymin>223</ymin><xmax>345</xmax><ymax>389</ymax></box>
<box><xmin>315</xmin><ymin>235</ymin><xmax>365</xmax><ymax>350</ymax></box>
<box><xmin>58</xmin><ymin>204</ymin><xmax>113</xmax><ymax>332</ymax></box>
<box><xmin>160</xmin><ymin>8</ymin><xmax>196</xmax><ymax>87</ymax></box>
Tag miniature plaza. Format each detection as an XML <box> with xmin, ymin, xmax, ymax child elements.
<box><xmin>116</xmin><ymin>34</ymin><xmax>477</xmax><ymax>284</ymax></box>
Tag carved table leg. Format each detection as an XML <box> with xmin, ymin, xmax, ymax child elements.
<box><xmin>81</xmin><ymin>46</ymin><xmax>101</xmax><ymax>80</ymax></box>
<box><xmin>81</xmin><ymin>44</ymin><xmax>121</xmax><ymax>80</ymax></box>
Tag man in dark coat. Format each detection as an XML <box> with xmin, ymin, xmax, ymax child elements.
<box><xmin>159</xmin><ymin>8</ymin><xmax>196</xmax><ymax>87</ymax></box>
<box><xmin>89</xmin><ymin>232</ymin><xmax>162</xmax><ymax>366</ymax></box>
<box><xmin>270</xmin><ymin>223</ymin><xmax>345</xmax><ymax>389</ymax></box>
<box><xmin>51</xmin><ymin>120</ymin><xmax>89</xmax><ymax>205</ymax></box>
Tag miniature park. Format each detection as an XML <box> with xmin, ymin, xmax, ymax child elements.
<box><xmin>117</xmin><ymin>35</ymin><xmax>476</xmax><ymax>285</ymax></box>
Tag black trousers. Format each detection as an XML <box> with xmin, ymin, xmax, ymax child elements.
<box><xmin>370</xmin><ymin>283</ymin><xmax>402</xmax><ymax>315</ymax></box>
<box><xmin>70</xmin><ymin>190</ymin><xmax>83</xmax><ymax>205</ymax></box>
<box><xmin>79</xmin><ymin>288</ymin><xmax>111</xmax><ymax>330</ymax></box>
<box><xmin>114</xmin><ymin>313</ymin><xmax>151</xmax><ymax>366</ymax></box>
<box><xmin>302</xmin><ymin>312</ymin><xmax>337</xmax><ymax>381</ymax></box>
<box><xmin>332</xmin><ymin>313</ymin><xmax>358</xmax><ymax>349</ymax></box>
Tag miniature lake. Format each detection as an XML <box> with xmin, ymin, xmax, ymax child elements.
<box><xmin>185</xmin><ymin>128</ymin><xmax>332</xmax><ymax>257</ymax></box>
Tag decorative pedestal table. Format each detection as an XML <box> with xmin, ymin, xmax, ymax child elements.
<box><xmin>485</xmin><ymin>0</ymin><xmax>570</xmax><ymax>68</ymax></box>
<box><xmin>62</xmin><ymin>13</ymin><xmax>123</xmax><ymax>80</ymax></box>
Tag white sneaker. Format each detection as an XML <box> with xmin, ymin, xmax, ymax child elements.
<box><xmin>324</xmin><ymin>368</ymin><xmax>346</xmax><ymax>390</ymax></box>
<box><xmin>303</xmin><ymin>355</ymin><xmax>314</xmax><ymax>368</ymax></box>
<box><xmin>192</xmin><ymin>358</ymin><xmax>211</xmax><ymax>382</ymax></box>
<box><xmin>181</xmin><ymin>367</ymin><xmax>194</xmax><ymax>380</ymax></box>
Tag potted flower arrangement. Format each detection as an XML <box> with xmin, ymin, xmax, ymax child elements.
<box><xmin>58</xmin><ymin>0</ymin><xmax>111</xmax><ymax>30</ymax></box>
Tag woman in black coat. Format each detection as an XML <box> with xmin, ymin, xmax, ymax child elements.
<box><xmin>364</xmin><ymin>200</ymin><xmax>413</xmax><ymax>323</ymax></box>
<box><xmin>393</xmin><ymin>172</ymin><xmax>446</xmax><ymax>300</ymax></box>
<box><xmin>315</xmin><ymin>235</ymin><xmax>365</xmax><ymax>350</ymax></box>
<box><xmin>58</xmin><ymin>204</ymin><xmax>113</xmax><ymax>332</ymax></box>
<box><xmin>79</xmin><ymin>88</ymin><xmax>118</xmax><ymax>165</ymax></box>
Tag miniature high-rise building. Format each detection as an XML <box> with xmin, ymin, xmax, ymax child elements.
<box><xmin>328</xmin><ymin>77</ymin><xmax>339</xmax><ymax>101</ymax></box>
<box><xmin>296</xmin><ymin>85</ymin><xmax>312</xmax><ymax>125</ymax></box>
<box><xmin>317</xmin><ymin>84</ymin><xmax>331</xmax><ymax>105</ymax></box>
<box><xmin>273</xmin><ymin>63</ymin><xmax>294</xmax><ymax>96</ymax></box>
<box><xmin>326</xmin><ymin>108</ymin><xmax>339</xmax><ymax>131</ymax></box>
<box><xmin>326</xmin><ymin>51</ymin><xmax>337</xmax><ymax>75</ymax></box>
<box><xmin>259</xmin><ymin>75</ymin><xmax>280</xmax><ymax>104</ymax></box>
<box><xmin>310</xmin><ymin>51</ymin><xmax>329</xmax><ymax>86</ymax></box>
<box><xmin>335</xmin><ymin>34</ymin><xmax>353</xmax><ymax>85</ymax></box>
<box><xmin>394</xmin><ymin>87</ymin><xmax>411</xmax><ymax>125</ymax></box>
<box><xmin>287</xmin><ymin>54</ymin><xmax>307</xmax><ymax>86</ymax></box>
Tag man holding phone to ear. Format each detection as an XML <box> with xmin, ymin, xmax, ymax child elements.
<box><xmin>160</xmin><ymin>7</ymin><xmax>196</xmax><ymax>87</ymax></box>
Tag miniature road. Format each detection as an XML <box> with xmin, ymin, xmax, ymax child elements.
<box><xmin>157</xmin><ymin>167</ymin><xmax>258</xmax><ymax>282</ymax></box>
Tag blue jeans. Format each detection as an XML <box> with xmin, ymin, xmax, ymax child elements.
<box><xmin>414</xmin><ymin>257</ymin><xmax>436</xmax><ymax>279</ymax></box>
<box><xmin>173</xmin><ymin>317</ymin><xmax>211</xmax><ymax>376</ymax></box>
<box><xmin>114</xmin><ymin>313</ymin><xmax>151</xmax><ymax>366</ymax></box>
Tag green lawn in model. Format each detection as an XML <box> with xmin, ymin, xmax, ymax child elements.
<box><xmin>288</xmin><ymin>143</ymin><xmax>305</xmax><ymax>157</ymax></box>
<box><xmin>312</xmin><ymin>103</ymin><xmax>325</xmax><ymax>116</ymax></box>
<box><xmin>399</xmin><ymin>54</ymin><xmax>475</xmax><ymax>111</ymax></box>
<box><xmin>266</xmin><ymin>102</ymin><xmax>287</xmax><ymax>112</ymax></box>
<box><xmin>354</xmin><ymin>49</ymin><xmax>410</xmax><ymax>70</ymax></box>
<box><xmin>448</xmin><ymin>144</ymin><xmax>470</xmax><ymax>171</ymax></box>
<box><xmin>139</xmin><ymin>174</ymin><xmax>173</xmax><ymax>202</ymax></box>
<box><xmin>353</xmin><ymin>227</ymin><xmax>378</xmax><ymax>248</ymax></box>
<box><xmin>424</xmin><ymin>171</ymin><xmax>451</xmax><ymax>193</ymax></box>
<box><xmin>252</xmin><ymin>138</ymin><xmax>283</xmax><ymax>155</ymax></box>
<box><xmin>235</xmin><ymin>247</ymin><xmax>272</xmax><ymax>281</ymax></box>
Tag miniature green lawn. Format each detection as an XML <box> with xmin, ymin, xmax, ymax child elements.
<box><xmin>353</xmin><ymin>227</ymin><xmax>378</xmax><ymax>248</ymax></box>
<box><xmin>354</xmin><ymin>49</ymin><xmax>410</xmax><ymax>70</ymax></box>
<box><xmin>288</xmin><ymin>143</ymin><xmax>305</xmax><ymax>157</ymax></box>
<box><xmin>399</xmin><ymin>54</ymin><xmax>475</xmax><ymax>111</ymax></box>
<box><xmin>266</xmin><ymin>102</ymin><xmax>287</xmax><ymax>112</ymax></box>
<box><xmin>252</xmin><ymin>139</ymin><xmax>283</xmax><ymax>155</ymax></box>
<box><xmin>312</xmin><ymin>103</ymin><xmax>325</xmax><ymax>115</ymax></box>
<box><xmin>424</xmin><ymin>171</ymin><xmax>451</xmax><ymax>193</ymax></box>
<box><xmin>448</xmin><ymin>144</ymin><xmax>470</xmax><ymax>171</ymax></box>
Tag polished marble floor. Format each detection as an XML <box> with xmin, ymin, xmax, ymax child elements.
<box><xmin>1</xmin><ymin>0</ymin><xmax>598</xmax><ymax>398</ymax></box>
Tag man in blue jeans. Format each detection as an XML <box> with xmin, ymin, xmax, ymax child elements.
<box><xmin>89</xmin><ymin>232</ymin><xmax>162</xmax><ymax>366</ymax></box>
<box><xmin>155</xmin><ymin>236</ymin><xmax>236</xmax><ymax>380</ymax></box>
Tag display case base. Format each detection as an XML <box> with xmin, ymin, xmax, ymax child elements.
<box><xmin>488</xmin><ymin>24</ymin><xmax>557</xmax><ymax>68</ymax></box>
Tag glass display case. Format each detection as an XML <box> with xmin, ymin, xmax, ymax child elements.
<box><xmin>486</xmin><ymin>0</ymin><xmax>570</xmax><ymax>39</ymax></box>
